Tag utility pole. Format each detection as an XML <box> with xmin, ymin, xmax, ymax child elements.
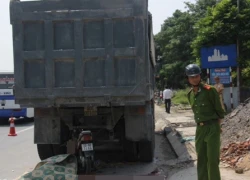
<box><xmin>237</xmin><ymin>0</ymin><xmax>240</xmax><ymax>105</ymax></box>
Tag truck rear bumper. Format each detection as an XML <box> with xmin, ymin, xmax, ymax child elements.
<box><xmin>16</xmin><ymin>96</ymin><xmax>151</xmax><ymax>108</ymax></box>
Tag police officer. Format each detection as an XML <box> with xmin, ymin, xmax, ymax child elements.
<box><xmin>214</xmin><ymin>76</ymin><xmax>226</xmax><ymax>112</ymax></box>
<box><xmin>185</xmin><ymin>64</ymin><xmax>225</xmax><ymax>180</ymax></box>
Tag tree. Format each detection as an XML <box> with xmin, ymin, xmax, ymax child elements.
<box><xmin>154</xmin><ymin>10</ymin><xmax>196</xmax><ymax>89</ymax></box>
<box><xmin>154</xmin><ymin>0</ymin><xmax>218</xmax><ymax>89</ymax></box>
<box><xmin>191</xmin><ymin>0</ymin><xmax>250</xmax><ymax>86</ymax></box>
<box><xmin>185</xmin><ymin>0</ymin><xmax>219</xmax><ymax>19</ymax></box>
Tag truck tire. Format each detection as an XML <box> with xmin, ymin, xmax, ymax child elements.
<box><xmin>37</xmin><ymin>144</ymin><xmax>67</xmax><ymax>161</ymax></box>
<box><xmin>123</xmin><ymin>140</ymin><xmax>138</xmax><ymax>162</ymax></box>
<box><xmin>52</xmin><ymin>144</ymin><xmax>67</xmax><ymax>156</ymax></box>
<box><xmin>138</xmin><ymin>101</ymin><xmax>155</xmax><ymax>162</ymax></box>
<box><xmin>118</xmin><ymin>117</ymin><xmax>139</xmax><ymax>162</ymax></box>
<box><xmin>138</xmin><ymin>138</ymin><xmax>154</xmax><ymax>162</ymax></box>
<box><xmin>37</xmin><ymin>144</ymin><xmax>54</xmax><ymax>160</ymax></box>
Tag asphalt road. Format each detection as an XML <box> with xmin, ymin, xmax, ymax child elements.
<box><xmin>0</xmin><ymin>119</ymin><xmax>40</xmax><ymax>180</ymax></box>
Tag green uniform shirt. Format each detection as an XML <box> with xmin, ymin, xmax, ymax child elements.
<box><xmin>187</xmin><ymin>83</ymin><xmax>225</xmax><ymax>123</ymax></box>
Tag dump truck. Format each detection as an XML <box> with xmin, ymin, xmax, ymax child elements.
<box><xmin>10</xmin><ymin>0</ymin><xmax>156</xmax><ymax>163</ymax></box>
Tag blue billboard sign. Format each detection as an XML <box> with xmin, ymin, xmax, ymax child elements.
<box><xmin>201</xmin><ymin>44</ymin><xmax>237</xmax><ymax>68</ymax></box>
<box><xmin>210</xmin><ymin>68</ymin><xmax>230</xmax><ymax>85</ymax></box>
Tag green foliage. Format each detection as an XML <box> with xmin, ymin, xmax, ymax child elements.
<box><xmin>192</xmin><ymin>0</ymin><xmax>250</xmax><ymax>86</ymax></box>
<box><xmin>155</xmin><ymin>0</ymin><xmax>218</xmax><ymax>89</ymax></box>
<box><xmin>155</xmin><ymin>0</ymin><xmax>250</xmax><ymax>89</ymax></box>
<box><xmin>172</xmin><ymin>88</ymin><xmax>190</xmax><ymax>105</ymax></box>
<box><xmin>155</xmin><ymin>10</ymin><xmax>196</xmax><ymax>64</ymax></box>
<box><xmin>185</xmin><ymin>0</ymin><xmax>219</xmax><ymax>19</ymax></box>
<box><xmin>159</xmin><ymin>62</ymin><xmax>189</xmax><ymax>89</ymax></box>
<box><xmin>191</xmin><ymin>0</ymin><xmax>239</xmax><ymax>58</ymax></box>
<box><xmin>155</xmin><ymin>10</ymin><xmax>196</xmax><ymax>89</ymax></box>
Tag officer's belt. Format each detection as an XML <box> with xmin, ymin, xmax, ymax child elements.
<box><xmin>197</xmin><ymin>119</ymin><xmax>219</xmax><ymax>126</ymax></box>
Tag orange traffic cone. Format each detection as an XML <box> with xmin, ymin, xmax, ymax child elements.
<box><xmin>8</xmin><ymin>117</ymin><xmax>17</xmax><ymax>136</ymax></box>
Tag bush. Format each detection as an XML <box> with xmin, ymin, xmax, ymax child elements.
<box><xmin>172</xmin><ymin>88</ymin><xmax>190</xmax><ymax>105</ymax></box>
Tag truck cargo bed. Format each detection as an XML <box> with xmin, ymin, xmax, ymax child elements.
<box><xmin>10</xmin><ymin>0</ymin><xmax>155</xmax><ymax>107</ymax></box>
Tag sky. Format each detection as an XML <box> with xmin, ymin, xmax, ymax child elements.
<box><xmin>0</xmin><ymin>0</ymin><xmax>195</xmax><ymax>71</ymax></box>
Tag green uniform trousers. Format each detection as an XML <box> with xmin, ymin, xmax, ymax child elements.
<box><xmin>195</xmin><ymin>122</ymin><xmax>221</xmax><ymax>180</ymax></box>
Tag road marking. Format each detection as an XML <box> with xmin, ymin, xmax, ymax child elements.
<box><xmin>16</xmin><ymin>126</ymin><xmax>34</xmax><ymax>134</ymax></box>
<box><xmin>0</xmin><ymin>125</ymin><xmax>34</xmax><ymax>143</ymax></box>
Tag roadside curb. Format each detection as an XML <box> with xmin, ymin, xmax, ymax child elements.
<box><xmin>164</xmin><ymin>127</ymin><xmax>197</xmax><ymax>164</ymax></box>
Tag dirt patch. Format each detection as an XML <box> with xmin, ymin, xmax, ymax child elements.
<box><xmin>221</xmin><ymin>100</ymin><xmax>250</xmax><ymax>147</ymax></box>
<box><xmin>220</xmin><ymin>99</ymin><xmax>250</xmax><ymax>170</ymax></box>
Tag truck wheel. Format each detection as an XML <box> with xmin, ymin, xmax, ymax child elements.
<box><xmin>37</xmin><ymin>144</ymin><xmax>67</xmax><ymax>161</ymax></box>
<box><xmin>138</xmin><ymin>138</ymin><xmax>154</xmax><ymax>162</ymax></box>
<box><xmin>52</xmin><ymin>144</ymin><xmax>67</xmax><ymax>156</ymax></box>
<box><xmin>119</xmin><ymin>117</ymin><xmax>139</xmax><ymax>162</ymax></box>
<box><xmin>138</xmin><ymin>101</ymin><xmax>155</xmax><ymax>162</ymax></box>
<box><xmin>37</xmin><ymin>144</ymin><xmax>54</xmax><ymax>160</ymax></box>
<box><xmin>123</xmin><ymin>140</ymin><xmax>138</xmax><ymax>162</ymax></box>
<box><xmin>116</xmin><ymin>118</ymin><xmax>138</xmax><ymax>162</ymax></box>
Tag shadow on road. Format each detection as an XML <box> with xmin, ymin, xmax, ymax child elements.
<box><xmin>87</xmin><ymin>133</ymin><xmax>178</xmax><ymax>176</ymax></box>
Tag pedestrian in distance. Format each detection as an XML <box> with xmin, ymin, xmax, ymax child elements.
<box><xmin>163</xmin><ymin>86</ymin><xmax>173</xmax><ymax>113</ymax></box>
<box><xmin>185</xmin><ymin>64</ymin><xmax>225</xmax><ymax>180</ymax></box>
